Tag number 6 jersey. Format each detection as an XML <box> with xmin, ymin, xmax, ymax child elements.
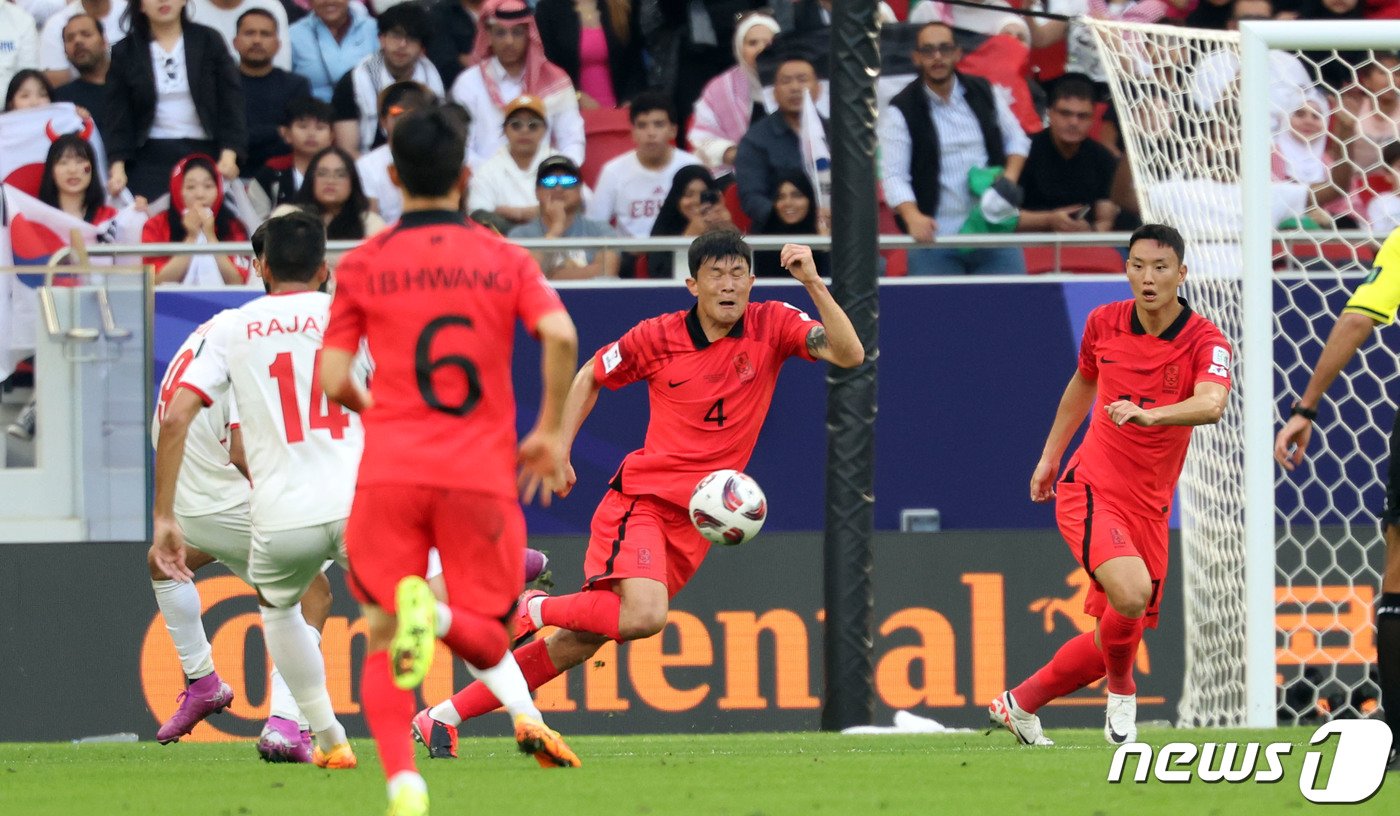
<box><xmin>180</xmin><ymin>290</ymin><xmax>364</xmax><ymax>531</ymax></box>
<box><xmin>322</xmin><ymin>211</ymin><xmax>566</xmax><ymax>497</ymax></box>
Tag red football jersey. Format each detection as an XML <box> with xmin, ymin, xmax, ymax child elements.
<box><xmin>323</xmin><ymin>211</ymin><xmax>566</xmax><ymax>496</ymax></box>
<box><xmin>1061</xmin><ymin>299</ymin><xmax>1232</xmax><ymax>518</ymax></box>
<box><xmin>594</xmin><ymin>299</ymin><xmax>822</xmax><ymax>508</ymax></box>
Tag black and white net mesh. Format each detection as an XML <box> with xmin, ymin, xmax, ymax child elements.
<box><xmin>1089</xmin><ymin>19</ymin><xmax>1395</xmax><ymax>727</ymax></box>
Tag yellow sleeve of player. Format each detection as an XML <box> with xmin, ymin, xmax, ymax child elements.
<box><xmin>1344</xmin><ymin>229</ymin><xmax>1400</xmax><ymax>325</ymax></box>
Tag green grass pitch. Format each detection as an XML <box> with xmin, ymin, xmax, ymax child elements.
<box><xmin>0</xmin><ymin>729</ymin><xmax>1395</xmax><ymax>815</ymax></box>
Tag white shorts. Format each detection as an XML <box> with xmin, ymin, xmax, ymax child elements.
<box><xmin>177</xmin><ymin>504</ymin><xmax>253</xmax><ymax>584</ymax></box>
<box><xmin>250</xmin><ymin>519</ymin><xmax>348</xmax><ymax>609</ymax></box>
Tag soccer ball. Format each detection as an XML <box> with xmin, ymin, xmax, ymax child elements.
<box><xmin>689</xmin><ymin>469</ymin><xmax>767</xmax><ymax>546</ymax></box>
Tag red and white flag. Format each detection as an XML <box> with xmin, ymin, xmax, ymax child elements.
<box><xmin>0</xmin><ymin>103</ymin><xmax>109</xmax><ymax>198</ymax></box>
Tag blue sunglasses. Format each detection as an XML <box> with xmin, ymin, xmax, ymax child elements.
<box><xmin>539</xmin><ymin>174</ymin><xmax>580</xmax><ymax>189</ymax></box>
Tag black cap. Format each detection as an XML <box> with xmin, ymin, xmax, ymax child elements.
<box><xmin>536</xmin><ymin>155</ymin><xmax>580</xmax><ymax>185</ymax></box>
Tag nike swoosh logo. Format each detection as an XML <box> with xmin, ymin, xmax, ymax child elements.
<box><xmin>667</xmin><ymin>379</ymin><xmax>690</xmax><ymax>388</ymax></box>
<box><xmin>1108</xmin><ymin>728</ymin><xmax>1130</xmax><ymax>744</ymax></box>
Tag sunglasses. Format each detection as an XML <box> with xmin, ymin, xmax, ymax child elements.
<box><xmin>539</xmin><ymin>174</ymin><xmax>579</xmax><ymax>189</ymax></box>
<box><xmin>915</xmin><ymin>43</ymin><xmax>959</xmax><ymax>57</ymax></box>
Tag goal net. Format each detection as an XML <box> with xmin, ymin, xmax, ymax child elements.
<box><xmin>1088</xmin><ymin>19</ymin><xmax>1398</xmax><ymax>727</ymax></box>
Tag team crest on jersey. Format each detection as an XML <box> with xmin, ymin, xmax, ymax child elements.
<box><xmin>638</xmin><ymin>548</ymin><xmax>652</xmax><ymax>566</ymax></box>
<box><xmin>734</xmin><ymin>351</ymin><xmax>754</xmax><ymax>383</ymax></box>
<box><xmin>1163</xmin><ymin>364</ymin><xmax>1180</xmax><ymax>392</ymax></box>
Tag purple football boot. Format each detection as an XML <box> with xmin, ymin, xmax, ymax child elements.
<box><xmin>156</xmin><ymin>672</ymin><xmax>234</xmax><ymax>744</ymax></box>
<box><xmin>524</xmin><ymin>549</ymin><xmax>549</xmax><ymax>584</ymax></box>
<box><xmin>256</xmin><ymin>716</ymin><xmax>314</xmax><ymax>763</ymax></box>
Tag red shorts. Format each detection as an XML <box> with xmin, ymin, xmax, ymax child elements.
<box><xmin>582</xmin><ymin>490</ymin><xmax>710</xmax><ymax>598</ymax></box>
<box><xmin>345</xmin><ymin>484</ymin><xmax>523</xmax><ymax>622</ymax></box>
<box><xmin>1055</xmin><ymin>480</ymin><xmax>1169</xmax><ymax>629</ymax></box>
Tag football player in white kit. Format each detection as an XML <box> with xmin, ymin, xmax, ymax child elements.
<box><xmin>152</xmin><ymin>210</ymin><xmax>362</xmax><ymax>769</ymax></box>
<box><xmin>147</xmin><ymin>227</ymin><xmax>333</xmax><ymax>761</ymax></box>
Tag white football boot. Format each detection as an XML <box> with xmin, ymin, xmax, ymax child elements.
<box><xmin>986</xmin><ymin>691</ymin><xmax>1054</xmax><ymax>746</ymax></box>
<box><xmin>1104</xmin><ymin>692</ymin><xmax>1138</xmax><ymax>745</ymax></box>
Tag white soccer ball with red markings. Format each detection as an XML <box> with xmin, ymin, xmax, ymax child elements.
<box><xmin>689</xmin><ymin>469</ymin><xmax>767</xmax><ymax>546</ymax></box>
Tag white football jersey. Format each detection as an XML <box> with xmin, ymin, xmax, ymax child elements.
<box><xmin>585</xmin><ymin>149</ymin><xmax>702</xmax><ymax>237</ymax></box>
<box><xmin>180</xmin><ymin>291</ymin><xmax>364</xmax><ymax>532</ymax></box>
<box><xmin>153</xmin><ymin>316</ymin><xmax>251</xmax><ymax>517</ymax></box>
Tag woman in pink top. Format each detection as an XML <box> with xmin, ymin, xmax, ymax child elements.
<box><xmin>687</xmin><ymin>11</ymin><xmax>779</xmax><ymax>178</ymax></box>
<box><xmin>533</xmin><ymin>0</ymin><xmax>644</xmax><ymax>108</ymax></box>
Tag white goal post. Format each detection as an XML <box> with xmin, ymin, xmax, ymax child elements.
<box><xmin>1090</xmin><ymin>19</ymin><xmax>1400</xmax><ymax>729</ymax></box>
<box><xmin>1237</xmin><ymin>19</ymin><xmax>1400</xmax><ymax>731</ymax></box>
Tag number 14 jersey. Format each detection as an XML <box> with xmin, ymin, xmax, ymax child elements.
<box><xmin>181</xmin><ymin>291</ymin><xmax>364</xmax><ymax>532</ymax></box>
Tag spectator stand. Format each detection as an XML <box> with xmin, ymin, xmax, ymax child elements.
<box><xmin>578</xmin><ymin>105</ymin><xmax>633</xmax><ymax>190</ymax></box>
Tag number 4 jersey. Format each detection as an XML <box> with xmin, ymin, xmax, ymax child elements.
<box><xmin>180</xmin><ymin>291</ymin><xmax>364</xmax><ymax>532</ymax></box>
<box><xmin>322</xmin><ymin>211</ymin><xmax>566</xmax><ymax>498</ymax></box>
<box><xmin>596</xmin><ymin>300</ymin><xmax>823</xmax><ymax>509</ymax></box>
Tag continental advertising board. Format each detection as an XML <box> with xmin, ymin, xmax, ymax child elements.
<box><xmin>3</xmin><ymin>531</ymin><xmax>1193</xmax><ymax>741</ymax></box>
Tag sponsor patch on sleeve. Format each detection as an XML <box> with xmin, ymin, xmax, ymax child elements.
<box><xmin>780</xmin><ymin>301</ymin><xmax>813</xmax><ymax>323</ymax></box>
<box><xmin>602</xmin><ymin>342</ymin><xmax>622</xmax><ymax>374</ymax></box>
<box><xmin>1207</xmin><ymin>345</ymin><xmax>1231</xmax><ymax>379</ymax></box>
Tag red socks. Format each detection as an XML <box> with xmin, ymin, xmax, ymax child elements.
<box><xmin>361</xmin><ymin>651</ymin><xmax>416</xmax><ymax>780</ymax></box>
<box><xmin>440</xmin><ymin>606</ymin><xmax>510</xmax><ymax>670</ymax></box>
<box><xmin>442</xmin><ymin>590</ymin><xmax>622</xmax><ymax>724</ymax></box>
<box><xmin>449</xmin><ymin>639</ymin><xmax>563</xmax><ymax>721</ymax></box>
<box><xmin>540</xmin><ymin>590</ymin><xmax>623</xmax><ymax>642</ymax></box>
<box><xmin>1099</xmin><ymin>607</ymin><xmax>1146</xmax><ymax>695</ymax></box>
<box><xmin>1011</xmin><ymin>631</ymin><xmax>1105</xmax><ymax>713</ymax></box>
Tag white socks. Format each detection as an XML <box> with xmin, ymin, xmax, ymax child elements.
<box><xmin>427</xmin><ymin>699</ymin><xmax>461</xmax><ymax>726</ymax></box>
<box><xmin>151</xmin><ymin>579</ymin><xmax>215</xmax><ymax>679</ymax></box>
<box><xmin>436</xmin><ymin>602</ymin><xmax>452</xmax><ymax>638</ymax></box>
<box><xmin>388</xmin><ymin>771</ymin><xmax>427</xmax><ymax>799</ymax></box>
<box><xmin>527</xmin><ymin>596</ymin><xmax>546</xmax><ymax>629</ymax></box>
<box><xmin>427</xmin><ymin>651</ymin><xmax>541</xmax><ymax>727</ymax></box>
<box><xmin>466</xmin><ymin>651</ymin><xmax>541</xmax><ymax>721</ymax></box>
<box><xmin>426</xmin><ymin>601</ymin><xmax>541</xmax><ymax>725</ymax></box>
<box><xmin>260</xmin><ymin>603</ymin><xmax>346</xmax><ymax>749</ymax></box>
<box><xmin>268</xmin><ymin>667</ymin><xmax>310</xmax><ymax>730</ymax></box>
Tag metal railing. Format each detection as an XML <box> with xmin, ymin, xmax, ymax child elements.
<box><xmin>58</xmin><ymin>227</ymin><xmax>1387</xmax><ymax>277</ymax></box>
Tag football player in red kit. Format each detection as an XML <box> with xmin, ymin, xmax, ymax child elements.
<box><xmin>988</xmin><ymin>223</ymin><xmax>1231</xmax><ymax>748</ymax></box>
<box><xmin>320</xmin><ymin>106</ymin><xmax>581</xmax><ymax>815</ymax></box>
<box><xmin>410</xmin><ymin>229</ymin><xmax>864</xmax><ymax>757</ymax></box>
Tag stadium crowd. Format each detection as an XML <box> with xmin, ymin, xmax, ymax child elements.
<box><xmin>2</xmin><ymin>0</ymin><xmax>1400</xmax><ymax>281</ymax></box>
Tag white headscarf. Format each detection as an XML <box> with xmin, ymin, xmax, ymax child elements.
<box><xmin>732</xmin><ymin>13</ymin><xmax>781</xmax><ymax>104</ymax></box>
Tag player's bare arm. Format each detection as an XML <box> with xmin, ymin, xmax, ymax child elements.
<box><xmin>519</xmin><ymin>310</ymin><xmax>579</xmax><ymax>507</ymax></box>
<box><xmin>779</xmin><ymin>243</ymin><xmax>864</xmax><ymax>368</ymax></box>
<box><xmin>1275</xmin><ymin>311</ymin><xmax>1377</xmax><ymax>470</ymax></box>
<box><xmin>1106</xmin><ymin>380</ymin><xmax>1227</xmax><ymax>428</ymax></box>
<box><xmin>1031</xmin><ymin>370</ymin><xmax>1097</xmax><ymax>503</ymax></box>
<box><xmin>551</xmin><ymin>359</ymin><xmax>605</xmax><ymax>499</ymax></box>
<box><xmin>319</xmin><ymin>347</ymin><xmax>374</xmax><ymax>413</ymax></box>
<box><xmin>152</xmin><ymin>387</ymin><xmax>204</xmax><ymax>582</ymax></box>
